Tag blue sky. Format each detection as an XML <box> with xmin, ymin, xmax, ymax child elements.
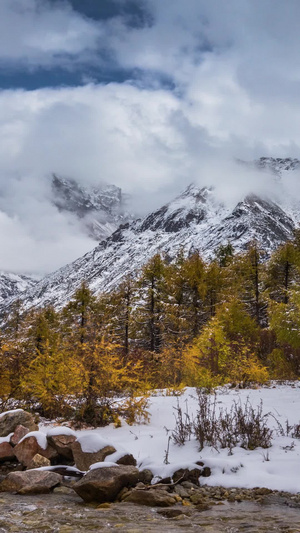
<box><xmin>0</xmin><ymin>0</ymin><xmax>152</xmax><ymax>90</ymax></box>
<box><xmin>1</xmin><ymin>0</ymin><xmax>300</xmax><ymax>274</ymax></box>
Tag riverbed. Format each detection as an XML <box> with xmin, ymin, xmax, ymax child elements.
<box><xmin>0</xmin><ymin>491</ymin><xmax>300</xmax><ymax>532</ymax></box>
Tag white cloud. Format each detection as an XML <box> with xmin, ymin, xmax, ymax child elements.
<box><xmin>1</xmin><ymin>0</ymin><xmax>300</xmax><ymax>274</ymax></box>
<box><xmin>0</xmin><ymin>0</ymin><xmax>100</xmax><ymax>69</ymax></box>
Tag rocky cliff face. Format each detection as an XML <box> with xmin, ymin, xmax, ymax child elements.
<box><xmin>255</xmin><ymin>157</ymin><xmax>300</xmax><ymax>175</ymax></box>
<box><xmin>51</xmin><ymin>175</ymin><xmax>134</xmax><ymax>241</ymax></box>
<box><xmin>0</xmin><ymin>272</ymin><xmax>37</xmax><ymax>306</ymax></box>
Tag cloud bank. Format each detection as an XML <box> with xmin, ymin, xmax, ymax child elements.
<box><xmin>0</xmin><ymin>0</ymin><xmax>300</xmax><ymax>274</ymax></box>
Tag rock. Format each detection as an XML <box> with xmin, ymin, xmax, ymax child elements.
<box><xmin>0</xmin><ymin>470</ymin><xmax>62</xmax><ymax>494</ymax></box>
<box><xmin>27</xmin><ymin>454</ymin><xmax>51</xmax><ymax>469</ymax></box>
<box><xmin>195</xmin><ymin>503</ymin><xmax>212</xmax><ymax>512</ymax></box>
<box><xmin>97</xmin><ymin>502</ymin><xmax>111</xmax><ymax>509</ymax></box>
<box><xmin>201</xmin><ymin>466</ymin><xmax>211</xmax><ymax>478</ymax></box>
<box><xmin>138</xmin><ymin>469</ymin><xmax>154</xmax><ymax>485</ymax></box>
<box><xmin>124</xmin><ymin>487</ymin><xmax>177</xmax><ymax>507</ymax></box>
<box><xmin>117</xmin><ymin>486</ymin><xmax>130</xmax><ymax>501</ymax></box>
<box><xmin>0</xmin><ymin>410</ymin><xmax>38</xmax><ymax>437</ymax></box>
<box><xmin>172</xmin><ymin>467</ymin><xmax>202</xmax><ymax>486</ymax></box>
<box><xmin>157</xmin><ymin>509</ymin><xmax>189</xmax><ymax>518</ymax></box>
<box><xmin>0</xmin><ymin>442</ymin><xmax>15</xmax><ymax>462</ymax></box>
<box><xmin>182</xmin><ymin>481</ymin><xmax>200</xmax><ymax>490</ymax></box>
<box><xmin>47</xmin><ymin>434</ymin><xmax>76</xmax><ymax>461</ymax></box>
<box><xmin>115</xmin><ymin>453</ymin><xmax>137</xmax><ymax>467</ymax></box>
<box><xmin>190</xmin><ymin>492</ymin><xmax>204</xmax><ymax>505</ymax></box>
<box><xmin>174</xmin><ymin>484</ymin><xmax>189</xmax><ymax>498</ymax></box>
<box><xmin>14</xmin><ymin>435</ymin><xmax>58</xmax><ymax>467</ymax></box>
<box><xmin>53</xmin><ymin>486</ymin><xmax>75</xmax><ymax>495</ymax></box>
<box><xmin>72</xmin><ymin>440</ymin><xmax>116</xmax><ymax>471</ymax></box>
<box><xmin>10</xmin><ymin>425</ymin><xmax>30</xmax><ymax>446</ymax></box>
<box><xmin>157</xmin><ymin>476</ymin><xmax>172</xmax><ymax>484</ymax></box>
<box><xmin>73</xmin><ymin>465</ymin><xmax>139</xmax><ymax>503</ymax></box>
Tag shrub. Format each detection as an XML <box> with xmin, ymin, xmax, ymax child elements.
<box><xmin>172</xmin><ymin>390</ymin><xmax>273</xmax><ymax>452</ymax></box>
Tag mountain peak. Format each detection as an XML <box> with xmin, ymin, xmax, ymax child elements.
<box><xmin>256</xmin><ymin>157</ymin><xmax>300</xmax><ymax>174</ymax></box>
<box><xmin>51</xmin><ymin>174</ymin><xmax>135</xmax><ymax>241</ymax></box>
<box><xmin>4</xmin><ymin>159</ymin><xmax>300</xmax><ymax>311</ymax></box>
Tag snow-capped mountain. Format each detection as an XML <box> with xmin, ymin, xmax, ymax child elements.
<box><xmin>0</xmin><ymin>272</ymin><xmax>37</xmax><ymax>306</ymax></box>
<box><xmin>51</xmin><ymin>175</ymin><xmax>135</xmax><ymax>241</ymax></box>
<box><xmin>255</xmin><ymin>157</ymin><xmax>300</xmax><ymax>175</ymax></box>
<box><xmin>11</xmin><ymin>180</ymin><xmax>298</xmax><ymax>311</ymax></box>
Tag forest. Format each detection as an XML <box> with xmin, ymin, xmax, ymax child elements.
<box><xmin>1</xmin><ymin>233</ymin><xmax>300</xmax><ymax>426</ymax></box>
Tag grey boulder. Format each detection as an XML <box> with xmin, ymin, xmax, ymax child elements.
<box><xmin>74</xmin><ymin>465</ymin><xmax>139</xmax><ymax>503</ymax></box>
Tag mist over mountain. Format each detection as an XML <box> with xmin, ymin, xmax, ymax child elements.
<box><xmin>51</xmin><ymin>175</ymin><xmax>135</xmax><ymax>241</ymax></box>
<box><xmin>1</xmin><ymin>156</ymin><xmax>300</xmax><ymax>309</ymax></box>
<box><xmin>1</xmin><ymin>157</ymin><xmax>296</xmax><ymax>312</ymax></box>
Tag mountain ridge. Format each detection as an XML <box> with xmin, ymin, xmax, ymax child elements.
<box><xmin>9</xmin><ymin>183</ymin><xmax>298</xmax><ymax>311</ymax></box>
<box><xmin>3</xmin><ymin>157</ymin><xmax>300</xmax><ymax>311</ymax></box>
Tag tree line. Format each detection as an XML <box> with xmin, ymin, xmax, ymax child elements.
<box><xmin>1</xmin><ymin>233</ymin><xmax>300</xmax><ymax>424</ymax></box>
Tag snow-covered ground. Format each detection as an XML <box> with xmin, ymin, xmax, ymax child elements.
<box><xmin>40</xmin><ymin>383</ymin><xmax>300</xmax><ymax>493</ymax></box>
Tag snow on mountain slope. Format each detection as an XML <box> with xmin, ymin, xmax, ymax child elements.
<box><xmin>255</xmin><ymin>157</ymin><xmax>300</xmax><ymax>175</ymax></box>
<box><xmin>0</xmin><ymin>272</ymin><xmax>37</xmax><ymax>306</ymax></box>
<box><xmin>51</xmin><ymin>175</ymin><xmax>135</xmax><ymax>241</ymax></box>
<box><xmin>12</xmin><ymin>182</ymin><xmax>297</xmax><ymax>310</ymax></box>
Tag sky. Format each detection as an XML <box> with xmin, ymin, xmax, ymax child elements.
<box><xmin>1</xmin><ymin>0</ymin><xmax>300</xmax><ymax>275</ymax></box>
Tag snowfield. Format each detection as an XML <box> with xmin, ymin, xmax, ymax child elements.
<box><xmin>41</xmin><ymin>383</ymin><xmax>300</xmax><ymax>494</ymax></box>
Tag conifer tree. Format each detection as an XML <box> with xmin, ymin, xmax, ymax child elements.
<box><xmin>104</xmin><ymin>276</ymin><xmax>136</xmax><ymax>356</ymax></box>
<box><xmin>135</xmin><ymin>254</ymin><xmax>166</xmax><ymax>353</ymax></box>
<box><xmin>62</xmin><ymin>282</ymin><xmax>97</xmax><ymax>346</ymax></box>
<box><xmin>266</xmin><ymin>240</ymin><xmax>300</xmax><ymax>303</ymax></box>
<box><xmin>231</xmin><ymin>242</ymin><xmax>267</xmax><ymax>325</ymax></box>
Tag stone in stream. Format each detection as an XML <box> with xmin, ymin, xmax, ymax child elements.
<box><xmin>0</xmin><ymin>410</ymin><xmax>38</xmax><ymax>437</ymax></box>
<box><xmin>73</xmin><ymin>465</ymin><xmax>139</xmax><ymax>503</ymax></box>
<box><xmin>0</xmin><ymin>470</ymin><xmax>62</xmax><ymax>494</ymax></box>
<box><xmin>123</xmin><ymin>487</ymin><xmax>178</xmax><ymax>507</ymax></box>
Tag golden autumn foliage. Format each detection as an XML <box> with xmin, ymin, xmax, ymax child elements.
<box><xmin>2</xmin><ymin>236</ymin><xmax>300</xmax><ymax>423</ymax></box>
<box><xmin>183</xmin><ymin>300</ymin><xmax>269</xmax><ymax>387</ymax></box>
<box><xmin>20</xmin><ymin>341</ymin><xmax>84</xmax><ymax>418</ymax></box>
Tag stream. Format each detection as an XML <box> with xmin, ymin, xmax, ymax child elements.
<box><xmin>0</xmin><ymin>492</ymin><xmax>300</xmax><ymax>532</ymax></box>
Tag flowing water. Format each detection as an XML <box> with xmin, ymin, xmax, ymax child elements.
<box><xmin>0</xmin><ymin>492</ymin><xmax>300</xmax><ymax>533</ymax></box>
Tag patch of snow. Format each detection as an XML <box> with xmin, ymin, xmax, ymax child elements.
<box><xmin>76</xmin><ymin>432</ymin><xmax>114</xmax><ymax>453</ymax></box>
<box><xmin>103</xmin><ymin>449</ymin><xmax>127</xmax><ymax>463</ymax></box>
<box><xmin>33</xmin><ymin>465</ymin><xmax>84</xmax><ymax>474</ymax></box>
<box><xmin>19</xmin><ymin>430</ymin><xmax>48</xmax><ymax>450</ymax></box>
<box><xmin>89</xmin><ymin>461</ymin><xmax>119</xmax><ymax>471</ymax></box>
<box><xmin>72</xmin><ymin>384</ymin><xmax>300</xmax><ymax>494</ymax></box>
<box><xmin>0</xmin><ymin>409</ymin><xmax>24</xmax><ymax>418</ymax></box>
<box><xmin>0</xmin><ymin>432</ymin><xmax>13</xmax><ymax>444</ymax></box>
<box><xmin>47</xmin><ymin>427</ymin><xmax>76</xmax><ymax>437</ymax></box>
